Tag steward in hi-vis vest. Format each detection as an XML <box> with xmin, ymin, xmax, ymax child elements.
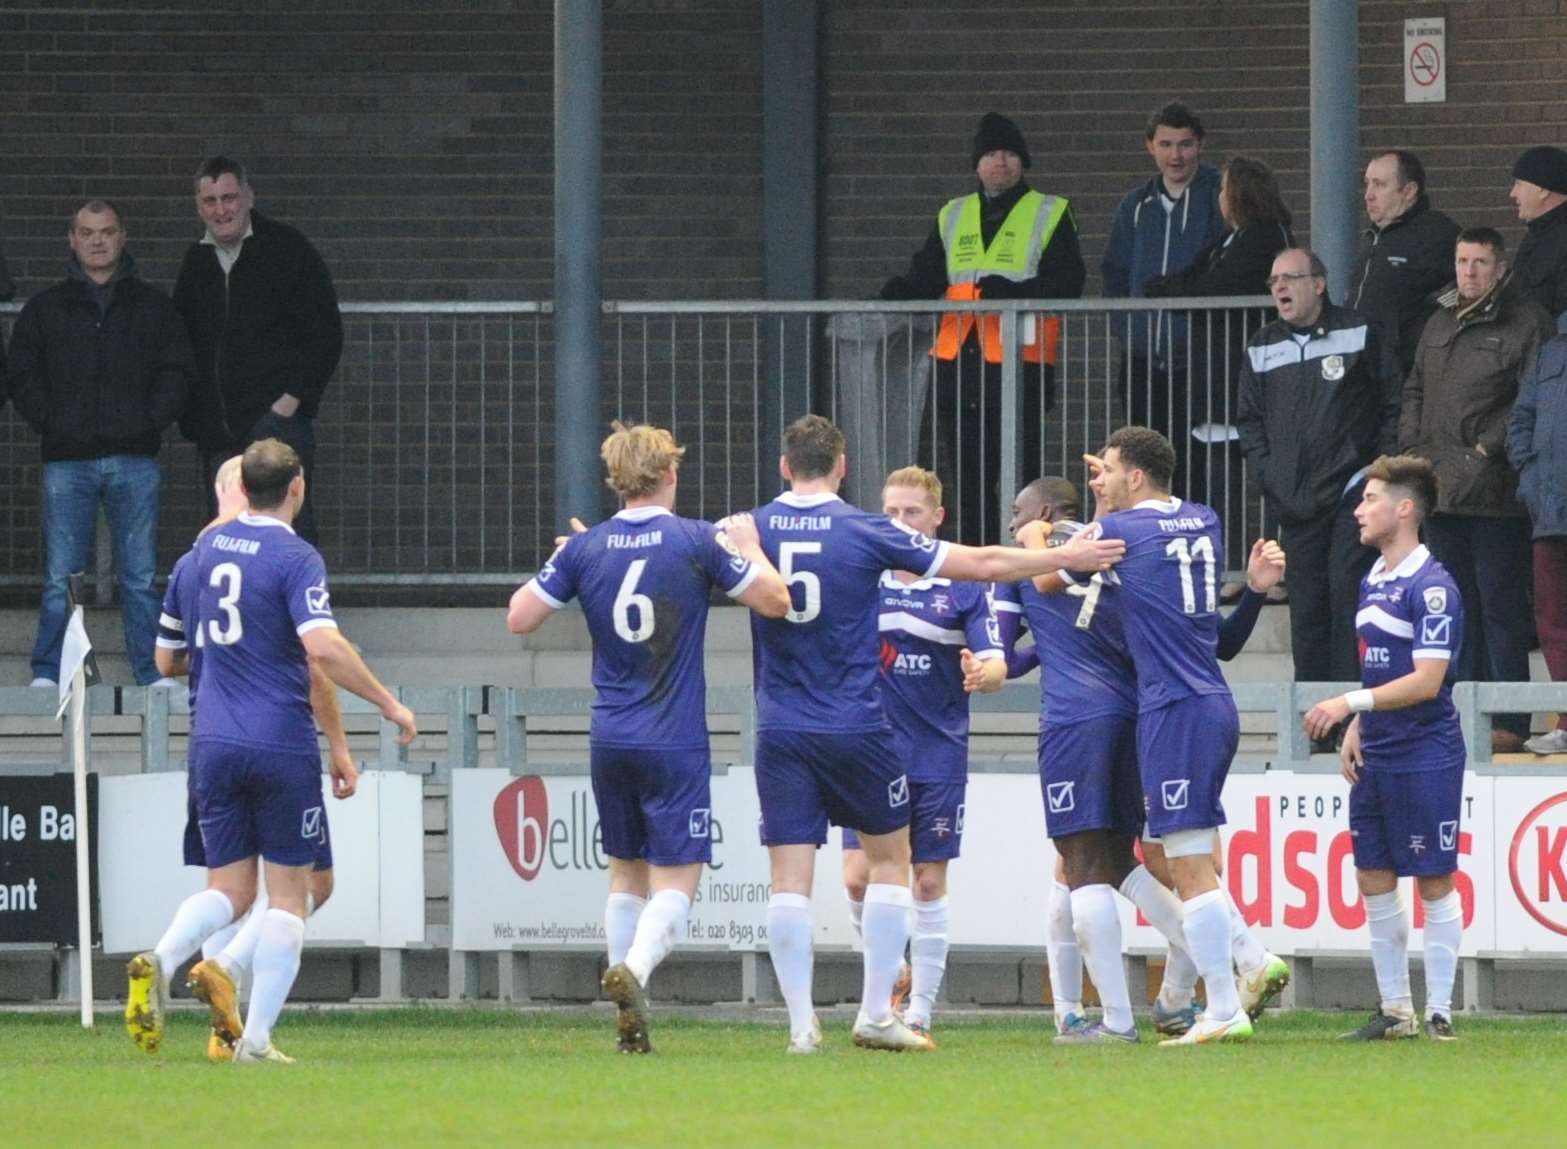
<box><xmin>881</xmin><ymin>112</ymin><xmax>1086</xmax><ymax>545</ymax></box>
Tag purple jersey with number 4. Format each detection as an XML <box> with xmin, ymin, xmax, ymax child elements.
<box><xmin>1079</xmin><ymin>497</ymin><xmax>1230</xmax><ymax>709</ymax></box>
<box><xmin>749</xmin><ymin>493</ymin><xmax>950</xmax><ymax>733</ymax></box>
<box><xmin>526</xmin><ymin>506</ymin><xmax>759</xmax><ymax>750</ymax></box>
<box><xmin>1355</xmin><ymin>544</ymin><xmax>1465</xmax><ymax>772</ymax></box>
<box><xmin>176</xmin><ymin>512</ymin><xmax>338</xmax><ymax>755</ymax></box>
<box><xmin>877</xmin><ymin>572</ymin><xmax>1001</xmax><ymax>781</ymax></box>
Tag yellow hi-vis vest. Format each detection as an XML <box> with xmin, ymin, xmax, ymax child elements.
<box><xmin>932</xmin><ymin>189</ymin><xmax>1069</xmax><ymax>365</ymax></box>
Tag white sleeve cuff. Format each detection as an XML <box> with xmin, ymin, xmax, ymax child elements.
<box><xmin>972</xmin><ymin>648</ymin><xmax>1004</xmax><ymax>661</ymax></box>
<box><xmin>1412</xmin><ymin>650</ymin><xmax>1453</xmax><ymax>662</ymax></box>
<box><xmin>155</xmin><ymin>637</ymin><xmax>187</xmax><ymax>651</ymax></box>
<box><xmin>526</xmin><ymin>579</ymin><xmax>566</xmax><ymax>610</ymax></box>
<box><xmin>296</xmin><ymin>618</ymin><xmax>339</xmax><ymax>637</ymax></box>
<box><xmin>724</xmin><ymin>562</ymin><xmax>761</xmax><ymax>599</ymax></box>
<box><xmin>921</xmin><ymin>540</ymin><xmax>952</xmax><ymax>580</ymax></box>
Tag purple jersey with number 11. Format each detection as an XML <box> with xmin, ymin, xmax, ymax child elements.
<box><xmin>526</xmin><ymin>506</ymin><xmax>759</xmax><ymax>750</ymax></box>
<box><xmin>1086</xmin><ymin>497</ymin><xmax>1230</xmax><ymax>708</ymax></box>
<box><xmin>750</xmin><ymin>492</ymin><xmax>950</xmax><ymax>733</ymax></box>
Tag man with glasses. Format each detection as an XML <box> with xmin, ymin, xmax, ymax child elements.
<box><xmin>1237</xmin><ymin>249</ymin><xmax>1401</xmax><ymax>741</ymax></box>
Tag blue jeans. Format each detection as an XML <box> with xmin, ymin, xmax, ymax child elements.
<box><xmin>32</xmin><ymin>455</ymin><xmax>163</xmax><ymax>685</ymax></box>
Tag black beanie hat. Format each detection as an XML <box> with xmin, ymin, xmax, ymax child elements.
<box><xmin>1513</xmin><ymin>145</ymin><xmax>1567</xmax><ymax>195</ymax></box>
<box><xmin>971</xmin><ymin>112</ymin><xmax>1031</xmax><ymax>170</ymax></box>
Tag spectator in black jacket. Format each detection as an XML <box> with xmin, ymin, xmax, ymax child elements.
<box><xmin>1351</xmin><ymin>151</ymin><xmax>1459</xmax><ymax>377</ymax></box>
<box><xmin>174</xmin><ymin>156</ymin><xmax>343</xmax><ymax>544</ymax></box>
<box><xmin>1143</xmin><ymin>155</ymin><xmax>1294</xmax><ymax>568</ymax></box>
<box><xmin>1509</xmin><ymin>146</ymin><xmax>1567</xmax><ymax>322</ymax></box>
<box><xmin>1237</xmin><ymin>248</ymin><xmax>1401</xmax><ymax>714</ymax></box>
<box><xmin>6</xmin><ymin>200</ymin><xmax>192</xmax><ymax>688</ymax></box>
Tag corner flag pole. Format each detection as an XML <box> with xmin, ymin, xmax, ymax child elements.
<box><xmin>68</xmin><ymin>632</ymin><xmax>93</xmax><ymax>1028</ymax></box>
<box><xmin>59</xmin><ymin>574</ymin><xmax>97</xmax><ymax>1029</ymax></box>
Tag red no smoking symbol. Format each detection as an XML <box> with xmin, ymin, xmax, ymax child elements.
<box><xmin>1410</xmin><ymin>41</ymin><xmax>1440</xmax><ymax>86</ymax></box>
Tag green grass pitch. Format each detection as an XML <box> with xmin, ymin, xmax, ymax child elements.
<box><xmin>3</xmin><ymin>1008</ymin><xmax>1563</xmax><ymax>1147</ymax></box>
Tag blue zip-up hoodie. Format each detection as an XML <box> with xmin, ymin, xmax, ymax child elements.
<box><xmin>1102</xmin><ymin>162</ymin><xmax>1226</xmax><ymax>365</ymax></box>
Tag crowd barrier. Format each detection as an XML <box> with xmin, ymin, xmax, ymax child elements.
<box><xmin>0</xmin><ymin>297</ymin><xmax>1273</xmax><ymax>589</ymax></box>
<box><xmin>2</xmin><ymin>680</ymin><xmax>1566</xmax><ymax>1010</ymax></box>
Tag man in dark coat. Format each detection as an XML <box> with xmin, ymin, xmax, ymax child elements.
<box><xmin>174</xmin><ymin>156</ymin><xmax>342</xmax><ymax>545</ymax></box>
<box><xmin>1509</xmin><ymin>145</ymin><xmax>1567</xmax><ymax>322</ymax></box>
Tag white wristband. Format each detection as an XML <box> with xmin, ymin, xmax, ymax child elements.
<box><xmin>1345</xmin><ymin>689</ymin><xmax>1375</xmax><ymax>713</ymax></box>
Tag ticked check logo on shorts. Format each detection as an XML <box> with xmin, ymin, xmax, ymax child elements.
<box><xmin>1439</xmin><ymin>819</ymin><xmax>1458</xmax><ymax>852</ymax></box>
<box><xmin>301</xmin><ymin>805</ymin><xmax>325</xmax><ymax>843</ymax></box>
<box><xmin>1046</xmin><ymin>781</ymin><xmax>1076</xmax><ymax>814</ymax></box>
<box><xmin>1162</xmin><ymin>779</ymin><xmax>1190</xmax><ymax>812</ymax></box>
<box><xmin>888</xmin><ymin>775</ymin><xmax>910</xmax><ymax>809</ymax></box>
<box><xmin>689</xmin><ymin>808</ymin><xmax>711</xmax><ymax>839</ymax></box>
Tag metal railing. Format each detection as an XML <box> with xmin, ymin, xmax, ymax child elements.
<box><xmin>0</xmin><ymin>297</ymin><xmax>1272</xmax><ymax>591</ymax></box>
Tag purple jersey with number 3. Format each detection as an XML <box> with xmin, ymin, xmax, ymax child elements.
<box><xmin>180</xmin><ymin>512</ymin><xmax>339</xmax><ymax>755</ymax></box>
<box><xmin>526</xmin><ymin>506</ymin><xmax>759</xmax><ymax>750</ymax></box>
<box><xmin>749</xmin><ymin>492</ymin><xmax>950</xmax><ymax>733</ymax></box>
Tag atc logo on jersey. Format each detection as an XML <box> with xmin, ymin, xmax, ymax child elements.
<box><xmin>1359</xmin><ymin>638</ymin><xmax>1390</xmax><ymax>667</ymax></box>
<box><xmin>1162</xmin><ymin>779</ymin><xmax>1190</xmax><ymax>811</ymax></box>
<box><xmin>880</xmin><ymin>639</ymin><xmax>932</xmax><ymax>676</ymax></box>
<box><xmin>493</xmin><ymin>775</ymin><xmax>550</xmax><ymax>881</ymax></box>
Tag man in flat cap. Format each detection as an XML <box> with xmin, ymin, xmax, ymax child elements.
<box><xmin>882</xmin><ymin>112</ymin><xmax>1086</xmax><ymax>545</ymax></box>
<box><xmin>1510</xmin><ymin>145</ymin><xmax>1567</xmax><ymax>320</ymax></box>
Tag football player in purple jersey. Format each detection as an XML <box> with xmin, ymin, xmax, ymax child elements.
<box><xmin>128</xmin><ymin>439</ymin><xmax>416</xmax><ymax>1064</ymax></box>
<box><xmin>509</xmin><ymin>422</ymin><xmax>790</xmax><ymax>1053</ymax></box>
<box><xmin>745</xmin><ymin>415</ymin><xmax>1123</xmax><ymax>1054</ymax></box>
<box><xmin>1306</xmin><ymin>455</ymin><xmax>1467</xmax><ymax>1042</ymax></box>
<box><xmin>157</xmin><ymin>454</ymin><xmax>355</xmax><ymax>1062</ymax></box>
<box><xmin>1056</xmin><ymin>426</ymin><xmax>1252</xmax><ymax>1044</ymax></box>
<box><xmin>840</xmin><ymin>467</ymin><xmax>1005</xmax><ymax>1045</ymax></box>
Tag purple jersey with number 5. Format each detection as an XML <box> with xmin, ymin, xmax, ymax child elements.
<box><xmin>749</xmin><ymin>492</ymin><xmax>951</xmax><ymax>733</ymax></box>
<box><xmin>526</xmin><ymin>506</ymin><xmax>759</xmax><ymax>750</ymax></box>
<box><xmin>1083</xmin><ymin>497</ymin><xmax>1230</xmax><ymax>709</ymax></box>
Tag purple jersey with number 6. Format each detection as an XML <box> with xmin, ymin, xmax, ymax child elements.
<box><xmin>526</xmin><ymin>506</ymin><xmax>759</xmax><ymax>750</ymax></box>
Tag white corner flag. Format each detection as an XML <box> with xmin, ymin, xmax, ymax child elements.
<box><xmin>56</xmin><ymin>606</ymin><xmax>92</xmax><ymax>720</ymax></box>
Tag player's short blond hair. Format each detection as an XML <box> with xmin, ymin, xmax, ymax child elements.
<box><xmin>213</xmin><ymin>454</ymin><xmax>243</xmax><ymax>497</ymax></box>
<box><xmin>883</xmin><ymin>466</ymin><xmax>942</xmax><ymax>507</ymax></box>
<box><xmin>601</xmin><ymin>421</ymin><xmax>685</xmax><ymax>499</ymax></box>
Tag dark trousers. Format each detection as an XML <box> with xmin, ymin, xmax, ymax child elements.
<box><xmin>918</xmin><ymin>345</ymin><xmax>1050</xmax><ymax>546</ymax></box>
<box><xmin>202</xmin><ymin>411</ymin><xmax>319</xmax><ymax>545</ymax></box>
<box><xmin>1426</xmin><ymin>514</ymin><xmax>1535</xmax><ymax>738</ymax></box>
<box><xmin>1122</xmin><ymin>356</ymin><xmax>1247</xmax><ymax>565</ymax></box>
<box><xmin>1535</xmin><ymin>536</ymin><xmax>1567</xmax><ymax>730</ymax></box>
<box><xmin>1281</xmin><ymin>488</ymin><xmax>1376</xmax><ymax>683</ymax></box>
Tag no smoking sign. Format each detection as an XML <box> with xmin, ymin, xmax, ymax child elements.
<box><xmin>1405</xmin><ymin>17</ymin><xmax>1446</xmax><ymax>104</ymax></box>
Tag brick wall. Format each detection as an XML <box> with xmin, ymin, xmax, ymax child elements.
<box><xmin>1</xmin><ymin>0</ymin><xmax>1565</xmax><ymax>599</ymax></box>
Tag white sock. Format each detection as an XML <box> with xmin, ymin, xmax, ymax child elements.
<box><xmin>766</xmin><ymin>893</ymin><xmax>816</xmax><ymax>1038</ymax></box>
<box><xmin>1421</xmin><ymin>891</ymin><xmax>1463</xmax><ymax>1020</ymax></box>
<box><xmin>241</xmin><ymin>909</ymin><xmax>305</xmax><ymax>1050</ymax></box>
<box><xmin>1182</xmin><ymin>889</ymin><xmax>1241</xmax><ymax>1021</ymax></box>
<box><xmin>860</xmin><ymin>884</ymin><xmax>913</xmax><ymax>1024</ymax></box>
<box><xmin>202</xmin><ymin>917</ymin><xmax>244</xmax><ymax>963</ymax></box>
<box><xmin>625</xmin><ymin>889</ymin><xmax>690</xmax><ymax>986</ymax></box>
<box><xmin>605</xmin><ymin>892</ymin><xmax>646</xmax><ymax>967</ymax></box>
<box><xmin>1045</xmin><ymin>880</ymin><xmax>1083</xmax><ymax>1020</ymax></box>
<box><xmin>1226</xmin><ymin>889</ymin><xmax>1269</xmax><ymax>972</ymax></box>
<box><xmin>846</xmin><ymin>894</ymin><xmax>865</xmax><ymax>942</ymax></box>
<box><xmin>1070</xmin><ymin>884</ymin><xmax>1134</xmax><ymax>1032</ymax></box>
<box><xmin>907</xmin><ymin>896</ymin><xmax>949</xmax><ymax>1028</ymax></box>
<box><xmin>153</xmin><ymin>889</ymin><xmax>235</xmax><ymax>985</ymax></box>
<box><xmin>1118</xmin><ymin>865</ymin><xmax>1197</xmax><ymax>1009</ymax></box>
<box><xmin>1364</xmin><ymin>890</ymin><xmax>1413</xmax><ymax>1016</ymax></box>
<box><xmin>219</xmin><ymin>893</ymin><xmax>315</xmax><ymax>977</ymax></box>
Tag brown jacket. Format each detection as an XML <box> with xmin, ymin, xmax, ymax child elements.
<box><xmin>1399</xmin><ymin>280</ymin><xmax>1555</xmax><ymax>516</ymax></box>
